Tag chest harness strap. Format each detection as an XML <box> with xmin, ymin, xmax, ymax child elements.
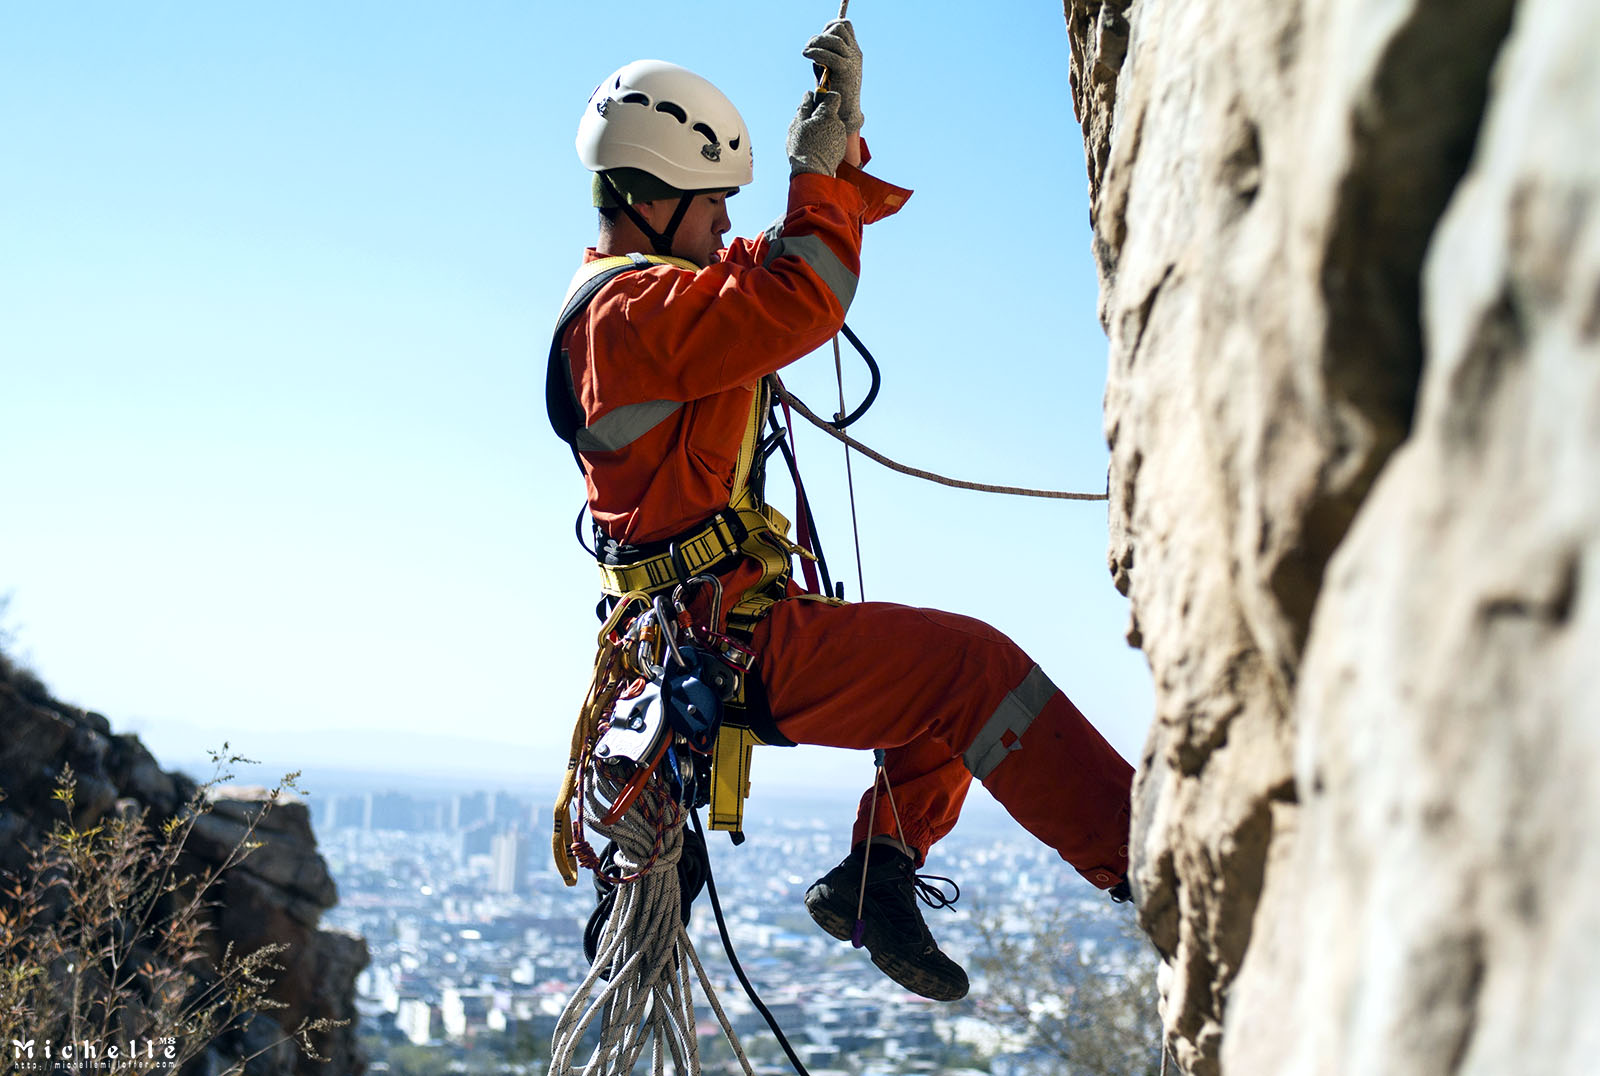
<box><xmin>547</xmin><ymin>254</ymin><xmax>832</xmax><ymax>856</ymax></box>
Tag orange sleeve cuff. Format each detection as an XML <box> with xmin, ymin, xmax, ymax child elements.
<box><xmin>838</xmin><ymin>136</ymin><xmax>912</xmax><ymax>224</ymax></box>
<box><xmin>787</xmin><ymin>170</ymin><xmax>866</xmax><ymax>218</ymax></box>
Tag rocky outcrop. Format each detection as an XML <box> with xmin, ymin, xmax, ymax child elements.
<box><xmin>1065</xmin><ymin>0</ymin><xmax>1597</xmax><ymax>1072</ymax></box>
<box><xmin>0</xmin><ymin>652</ymin><xmax>367</xmax><ymax>1075</ymax></box>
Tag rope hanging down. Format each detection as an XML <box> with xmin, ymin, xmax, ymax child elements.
<box><xmin>772</xmin><ymin>381</ymin><xmax>1109</xmax><ymax>502</ymax></box>
<box><xmin>832</xmin><ymin>335</ymin><xmax>868</xmax><ymax>599</ymax></box>
<box><xmin>549</xmin><ymin>776</ymin><xmax>754</xmax><ymax>1076</ymax></box>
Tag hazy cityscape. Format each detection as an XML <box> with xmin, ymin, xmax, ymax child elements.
<box><xmin>311</xmin><ymin>776</ymin><xmax>1158</xmax><ymax>1076</ymax></box>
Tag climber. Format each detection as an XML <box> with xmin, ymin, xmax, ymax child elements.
<box><xmin>550</xmin><ymin>19</ymin><xmax>1135</xmax><ymax>1003</ymax></box>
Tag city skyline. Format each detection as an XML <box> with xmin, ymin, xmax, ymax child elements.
<box><xmin>317</xmin><ymin>778</ymin><xmax>1158</xmax><ymax>1074</ymax></box>
<box><xmin>152</xmin><ymin>731</ymin><xmax>959</xmax><ymax>800</ymax></box>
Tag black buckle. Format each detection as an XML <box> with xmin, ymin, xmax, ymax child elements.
<box><xmin>668</xmin><ymin>540</ymin><xmax>692</xmax><ymax>587</ymax></box>
<box><xmin>671</xmin><ymin>510</ymin><xmax>749</xmax><ymax>585</ymax></box>
<box><xmin>718</xmin><ymin>508</ymin><xmax>749</xmax><ymax>547</ymax></box>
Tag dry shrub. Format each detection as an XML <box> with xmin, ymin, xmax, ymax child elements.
<box><xmin>0</xmin><ymin>749</ymin><xmax>344</xmax><ymax>1074</ymax></box>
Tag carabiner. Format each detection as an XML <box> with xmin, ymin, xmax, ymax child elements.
<box><xmin>653</xmin><ymin>593</ymin><xmax>687</xmax><ymax>671</ymax></box>
<box><xmin>672</xmin><ymin>573</ymin><xmax>725</xmax><ymax>636</ymax></box>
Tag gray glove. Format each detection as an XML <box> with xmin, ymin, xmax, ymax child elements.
<box><xmin>804</xmin><ymin>19</ymin><xmax>864</xmax><ymax>137</ymax></box>
<box><xmin>787</xmin><ymin>89</ymin><xmax>847</xmax><ymax>178</ymax></box>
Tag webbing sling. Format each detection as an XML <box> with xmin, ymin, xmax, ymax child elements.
<box><xmin>547</xmin><ymin>254</ymin><xmax>822</xmax><ymax>835</ymax></box>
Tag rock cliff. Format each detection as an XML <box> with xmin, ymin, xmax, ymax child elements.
<box><xmin>0</xmin><ymin>651</ymin><xmax>367</xmax><ymax>1075</ymax></box>
<box><xmin>1064</xmin><ymin>0</ymin><xmax>1598</xmax><ymax>1072</ymax></box>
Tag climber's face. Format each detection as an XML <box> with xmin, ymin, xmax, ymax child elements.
<box><xmin>633</xmin><ymin>191</ymin><xmax>732</xmax><ymax>268</ymax></box>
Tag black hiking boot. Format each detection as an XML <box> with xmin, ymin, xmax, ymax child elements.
<box><xmin>804</xmin><ymin>843</ymin><xmax>969</xmax><ymax>1001</ymax></box>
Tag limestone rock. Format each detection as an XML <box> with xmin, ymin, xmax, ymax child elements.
<box><xmin>1064</xmin><ymin>0</ymin><xmax>1596</xmax><ymax>1070</ymax></box>
<box><xmin>1228</xmin><ymin>1</ymin><xmax>1600</xmax><ymax>1072</ymax></box>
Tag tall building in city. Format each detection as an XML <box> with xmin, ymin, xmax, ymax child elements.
<box><xmin>481</xmin><ymin>791</ymin><xmax>532</xmax><ymax>828</ymax></box>
<box><xmin>441</xmin><ymin>987</ymin><xmax>495</xmax><ymax>1041</ymax></box>
<box><xmin>395</xmin><ymin>998</ymin><xmax>436</xmax><ymax>1046</ymax></box>
<box><xmin>496</xmin><ymin>792</ymin><xmax>532</xmax><ymax>828</ymax></box>
<box><xmin>457</xmin><ymin>819</ymin><xmax>495</xmax><ymax>860</ymax></box>
<box><xmin>489</xmin><ymin>827</ymin><xmax>529</xmax><ymax>895</ymax></box>
<box><xmin>414</xmin><ymin>797</ymin><xmax>445</xmax><ymax>832</ymax></box>
<box><xmin>326</xmin><ymin>794</ymin><xmax>367</xmax><ymax>831</ymax></box>
<box><xmin>450</xmin><ymin>791</ymin><xmax>488</xmax><ymax>832</ymax></box>
<box><xmin>364</xmin><ymin>791</ymin><xmax>419</xmax><ymax>831</ymax></box>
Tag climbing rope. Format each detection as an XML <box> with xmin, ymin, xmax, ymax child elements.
<box><xmin>550</xmin><ymin>775</ymin><xmax>754</xmax><ymax>1076</ymax></box>
<box><xmin>552</xmin><ymin>585</ymin><xmax>823</xmax><ymax>1075</ymax></box>
<box><xmin>772</xmin><ymin>382</ymin><xmax>1109</xmax><ymax>502</ymax></box>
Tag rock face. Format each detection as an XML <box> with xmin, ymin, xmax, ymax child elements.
<box><xmin>0</xmin><ymin>653</ymin><xmax>367</xmax><ymax>1075</ymax></box>
<box><xmin>1065</xmin><ymin>0</ymin><xmax>1598</xmax><ymax>1072</ymax></box>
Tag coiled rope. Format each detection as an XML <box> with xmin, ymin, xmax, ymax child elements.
<box><xmin>549</xmin><ymin>775</ymin><xmax>754</xmax><ymax>1076</ymax></box>
<box><xmin>772</xmin><ymin>381</ymin><xmax>1108</xmax><ymax>501</ymax></box>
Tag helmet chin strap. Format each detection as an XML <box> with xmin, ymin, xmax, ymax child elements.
<box><xmin>602</xmin><ymin>173</ymin><xmax>695</xmax><ymax>260</ymax></box>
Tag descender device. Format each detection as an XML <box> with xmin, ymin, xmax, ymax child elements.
<box><xmin>593</xmin><ymin>580</ymin><xmax>749</xmax><ymax>826</ymax></box>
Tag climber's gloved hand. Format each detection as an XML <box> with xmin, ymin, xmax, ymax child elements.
<box><xmin>805</xmin><ymin>18</ymin><xmax>864</xmax><ymax>138</ymax></box>
<box><xmin>787</xmin><ymin>88</ymin><xmax>848</xmax><ymax>178</ymax></box>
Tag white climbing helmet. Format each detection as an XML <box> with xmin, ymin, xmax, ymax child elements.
<box><xmin>577</xmin><ymin>60</ymin><xmax>754</xmax><ymax>193</ymax></box>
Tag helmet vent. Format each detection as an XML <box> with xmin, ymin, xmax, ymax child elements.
<box><xmin>654</xmin><ymin>101</ymin><xmax>688</xmax><ymax>124</ymax></box>
<box><xmin>692</xmin><ymin>122</ymin><xmax>718</xmax><ymax>144</ymax></box>
<box><xmin>729</xmin><ymin>135</ymin><xmax>741</xmax><ymax>151</ymax></box>
<box><xmin>620</xmin><ymin>92</ymin><xmax>650</xmax><ymax>106</ymax></box>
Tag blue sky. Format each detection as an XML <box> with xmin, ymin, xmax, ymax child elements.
<box><xmin>0</xmin><ymin>2</ymin><xmax>1153</xmax><ymax>801</ymax></box>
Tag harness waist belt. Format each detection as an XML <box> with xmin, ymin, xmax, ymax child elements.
<box><xmin>596</xmin><ymin>504</ymin><xmax>800</xmax><ymax>597</ymax></box>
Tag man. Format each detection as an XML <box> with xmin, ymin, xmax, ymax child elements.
<box><xmin>551</xmin><ymin>21</ymin><xmax>1134</xmax><ymax>1002</ymax></box>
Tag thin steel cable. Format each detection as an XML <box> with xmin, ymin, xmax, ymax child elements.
<box><xmin>833</xmin><ymin>336</ymin><xmax>867</xmax><ymax>599</ymax></box>
<box><xmin>773</xmin><ymin>384</ymin><xmax>1108</xmax><ymax>501</ymax></box>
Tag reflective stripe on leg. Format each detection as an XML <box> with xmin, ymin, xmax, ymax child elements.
<box><xmin>961</xmin><ymin>664</ymin><xmax>1057</xmax><ymax>780</ymax></box>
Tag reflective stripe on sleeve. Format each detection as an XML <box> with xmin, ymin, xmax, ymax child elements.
<box><xmin>574</xmin><ymin>398</ymin><xmax>684</xmax><ymax>453</ymax></box>
<box><xmin>962</xmin><ymin>664</ymin><xmax>1058</xmax><ymax>780</ymax></box>
<box><xmin>764</xmin><ymin>234</ymin><xmax>858</xmax><ymax>314</ymax></box>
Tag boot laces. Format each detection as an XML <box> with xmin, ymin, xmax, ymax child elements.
<box><xmin>868</xmin><ymin>865</ymin><xmax>960</xmax><ymax>941</ymax></box>
<box><xmin>910</xmin><ymin>872</ymin><xmax>960</xmax><ymax>911</ymax></box>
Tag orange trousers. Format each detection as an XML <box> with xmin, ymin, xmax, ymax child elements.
<box><xmin>750</xmin><ymin>598</ymin><xmax>1133</xmax><ymax>889</ymax></box>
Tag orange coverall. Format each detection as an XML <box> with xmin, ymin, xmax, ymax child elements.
<box><xmin>561</xmin><ymin>163</ymin><xmax>1132</xmax><ymax>890</ymax></box>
